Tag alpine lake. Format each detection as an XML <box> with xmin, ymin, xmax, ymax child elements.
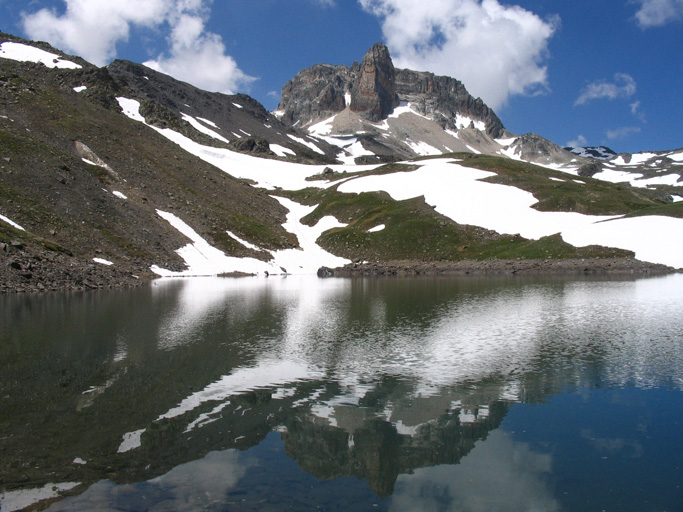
<box><xmin>1</xmin><ymin>273</ymin><xmax>682</xmax><ymax>512</ymax></box>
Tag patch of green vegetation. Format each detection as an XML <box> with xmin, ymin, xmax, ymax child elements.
<box><xmin>221</xmin><ymin>210</ymin><xmax>296</xmax><ymax>252</ymax></box>
<box><xmin>0</xmin><ymin>222</ymin><xmax>73</xmax><ymax>255</ymax></box>
<box><xmin>281</xmin><ymin>187</ymin><xmax>626</xmax><ymax>262</ymax></box>
<box><xmin>474</xmin><ymin>234</ymin><xmax>633</xmax><ymax>260</ymax></box>
<box><xmin>0</xmin><ymin>130</ymin><xmax>33</xmax><ymax>155</ymax></box>
<box><xmin>451</xmin><ymin>154</ymin><xmax>666</xmax><ymax>216</ymax></box>
<box><xmin>306</xmin><ymin>162</ymin><xmax>420</xmax><ymax>183</ymax></box>
<box><xmin>621</xmin><ymin>201</ymin><xmax>683</xmax><ymax>219</ymax></box>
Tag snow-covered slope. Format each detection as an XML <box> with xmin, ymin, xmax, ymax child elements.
<box><xmin>117</xmin><ymin>97</ymin><xmax>683</xmax><ymax>271</ymax></box>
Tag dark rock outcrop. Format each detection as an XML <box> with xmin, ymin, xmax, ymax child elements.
<box><xmin>349</xmin><ymin>43</ymin><xmax>400</xmax><ymax>121</ymax></box>
<box><xmin>278</xmin><ymin>63</ymin><xmax>352</xmax><ymax>126</ymax></box>
<box><xmin>277</xmin><ymin>42</ymin><xmax>504</xmax><ymax>137</ymax></box>
<box><xmin>507</xmin><ymin>133</ymin><xmax>579</xmax><ymax>165</ymax></box>
<box><xmin>394</xmin><ymin>69</ymin><xmax>505</xmax><ymax>138</ymax></box>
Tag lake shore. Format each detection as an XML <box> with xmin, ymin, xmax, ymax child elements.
<box><xmin>323</xmin><ymin>257</ymin><xmax>678</xmax><ymax>277</ymax></box>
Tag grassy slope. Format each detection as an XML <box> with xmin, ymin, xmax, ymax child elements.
<box><xmin>282</xmin><ymin>153</ymin><xmax>682</xmax><ymax>262</ymax></box>
<box><xmin>283</xmin><ymin>186</ymin><xmax>632</xmax><ymax>262</ymax></box>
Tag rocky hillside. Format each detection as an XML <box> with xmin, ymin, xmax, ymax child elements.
<box><xmin>1</xmin><ymin>33</ymin><xmax>682</xmax><ymax>292</ymax></box>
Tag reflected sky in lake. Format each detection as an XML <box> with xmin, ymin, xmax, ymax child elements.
<box><xmin>1</xmin><ymin>274</ymin><xmax>682</xmax><ymax>511</ymax></box>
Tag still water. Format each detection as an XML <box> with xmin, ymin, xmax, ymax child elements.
<box><xmin>1</xmin><ymin>274</ymin><xmax>682</xmax><ymax>512</ymax></box>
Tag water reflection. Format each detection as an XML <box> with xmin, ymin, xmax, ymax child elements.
<box><xmin>0</xmin><ymin>274</ymin><xmax>682</xmax><ymax>511</ymax></box>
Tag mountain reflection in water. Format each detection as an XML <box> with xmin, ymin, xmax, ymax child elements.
<box><xmin>1</xmin><ymin>274</ymin><xmax>682</xmax><ymax>511</ymax></box>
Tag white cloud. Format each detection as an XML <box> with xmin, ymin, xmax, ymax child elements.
<box><xmin>567</xmin><ymin>135</ymin><xmax>588</xmax><ymax>147</ymax></box>
<box><xmin>21</xmin><ymin>0</ymin><xmax>171</xmax><ymax>65</ymax></box>
<box><xmin>21</xmin><ymin>0</ymin><xmax>254</xmax><ymax>94</ymax></box>
<box><xmin>633</xmin><ymin>0</ymin><xmax>683</xmax><ymax>28</ymax></box>
<box><xmin>607</xmin><ymin>126</ymin><xmax>641</xmax><ymax>140</ymax></box>
<box><xmin>143</xmin><ymin>14</ymin><xmax>255</xmax><ymax>94</ymax></box>
<box><xmin>630</xmin><ymin>100</ymin><xmax>646</xmax><ymax>122</ymax></box>
<box><xmin>574</xmin><ymin>73</ymin><xmax>637</xmax><ymax>106</ymax></box>
<box><xmin>358</xmin><ymin>0</ymin><xmax>558</xmax><ymax>110</ymax></box>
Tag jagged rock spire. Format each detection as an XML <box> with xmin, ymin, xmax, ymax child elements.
<box><xmin>350</xmin><ymin>43</ymin><xmax>400</xmax><ymax>122</ymax></box>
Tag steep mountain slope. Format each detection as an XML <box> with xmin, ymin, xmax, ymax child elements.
<box><xmin>1</xmin><ymin>33</ymin><xmax>682</xmax><ymax>292</ymax></box>
<box><xmin>0</xmin><ymin>33</ymin><xmax>303</xmax><ymax>291</ymax></box>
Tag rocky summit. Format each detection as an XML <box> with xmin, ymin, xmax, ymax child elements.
<box><xmin>277</xmin><ymin>42</ymin><xmax>505</xmax><ymax>139</ymax></box>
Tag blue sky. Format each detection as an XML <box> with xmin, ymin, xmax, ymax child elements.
<box><xmin>1</xmin><ymin>0</ymin><xmax>681</xmax><ymax>154</ymax></box>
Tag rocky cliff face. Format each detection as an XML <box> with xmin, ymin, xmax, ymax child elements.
<box><xmin>277</xmin><ymin>43</ymin><xmax>505</xmax><ymax>138</ymax></box>
<box><xmin>394</xmin><ymin>69</ymin><xmax>505</xmax><ymax>138</ymax></box>
<box><xmin>349</xmin><ymin>42</ymin><xmax>399</xmax><ymax>121</ymax></box>
<box><xmin>278</xmin><ymin>63</ymin><xmax>352</xmax><ymax>126</ymax></box>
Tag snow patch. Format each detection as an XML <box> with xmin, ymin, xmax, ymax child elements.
<box><xmin>232</xmin><ymin>102</ymin><xmax>243</xmax><ymax>109</ymax></box>
<box><xmin>152</xmin><ymin>199</ymin><xmax>349</xmax><ymax>276</ymax></box>
<box><xmin>196</xmin><ymin>117</ymin><xmax>219</xmax><ymax>128</ymax></box>
<box><xmin>0</xmin><ymin>482</ymin><xmax>80</xmax><ymax>512</ymax></box>
<box><xmin>288</xmin><ymin>134</ymin><xmax>325</xmax><ymax>155</ymax></box>
<box><xmin>389</xmin><ymin>102</ymin><xmax>430</xmax><ymax>120</ymax></box>
<box><xmin>407</xmin><ymin>140</ymin><xmax>442</xmax><ymax>156</ymax></box>
<box><xmin>308</xmin><ymin>115</ymin><xmax>336</xmax><ymax>137</ymax></box>
<box><xmin>269</xmin><ymin>144</ymin><xmax>295</xmax><ymax>157</ymax></box>
<box><xmin>226</xmin><ymin>230</ymin><xmax>264</xmax><ymax>252</ymax></box>
<box><xmin>93</xmin><ymin>258</ymin><xmax>113</xmax><ymax>266</ymax></box>
<box><xmin>455</xmin><ymin>114</ymin><xmax>486</xmax><ymax>132</ymax></box>
<box><xmin>563</xmin><ymin>216</ymin><xmax>683</xmax><ymax>268</ymax></box>
<box><xmin>496</xmin><ymin>137</ymin><xmax>517</xmax><ymax>146</ymax></box>
<box><xmin>117</xmin><ymin>429</ymin><xmax>145</xmax><ymax>453</ymax></box>
<box><xmin>368</xmin><ymin>224</ymin><xmax>385</xmax><ymax>233</ymax></box>
<box><xmin>0</xmin><ymin>214</ymin><xmax>25</xmax><ymax>231</ymax></box>
<box><xmin>181</xmin><ymin>113</ymin><xmax>230</xmax><ymax>143</ymax></box>
<box><xmin>151</xmin><ymin>210</ymin><xmax>278</xmax><ymax>277</ymax></box>
<box><xmin>116</xmin><ymin>97</ymin><xmax>146</xmax><ymax>123</ymax></box>
<box><xmin>73</xmin><ymin>85</ymin><xmax>87</xmax><ymax>93</ymax></box>
<box><xmin>0</xmin><ymin>41</ymin><xmax>81</xmax><ymax>69</ymax></box>
<box><xmin>112</xmin><ymin>190</ymin><xmax>127</xmax><ymax>199</ymax></box>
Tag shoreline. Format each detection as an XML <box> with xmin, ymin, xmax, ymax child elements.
<box><xmin>2</xmin><ymin>256</ymin><xmax>677</xmax><ymax>294</ymax></box>
<box><xmin>323</xmin><ymin>258</ymin><xmax>678</xmax><ymax>277</ymax></box>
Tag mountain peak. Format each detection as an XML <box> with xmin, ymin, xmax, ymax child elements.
<box><xmin>349</xmin><ymin>43</ymin><xmax>399</xmax><ymax>121</ymax></box>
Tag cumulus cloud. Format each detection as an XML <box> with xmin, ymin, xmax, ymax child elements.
<box><xmin>143</xmin><ymin>13</ymin><xmax>255</xmax><ymax>94</ymax></box>
<box><xmin>574</xmin><ymin>73</ymin><xmax>637</xmax><ymax>106</ymax></box>
<box><xmin>567</xmin><ymin>135</ymin><xmax>588</xmax><ymax>148</ymax></box>
<box><xmin>21</xmin><ymin>0</ymin><xmax>254</xmax><ymax>94</ymax></box>
<box><xmin>633</xmin><ymin>0</ymin><xmax>683</xmax><ymax>28</ymax></box>
<box><xmin>358</xmin><ymin>0</ymin><xmax>558</xmax><ymax>110</ymax></box>
<box><xmin>21</xmin><ymin>0</ymin><xmax>170</xmax><ymax>65</ymax></box>
<box><xmin>607</xmin><ymin>126</ymin><xmax>641</xmax><ymax>140</ymax></box>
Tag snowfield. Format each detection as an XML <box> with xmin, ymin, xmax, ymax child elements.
<box><xmin>115</xmin><ymin>97</ymin><xmax>683</xmax><ymax>274</ymax></box>
<box><xmin>0</xmin><ymin>41</ymin><xmax>81</xmax><ymax>69</ymax></box>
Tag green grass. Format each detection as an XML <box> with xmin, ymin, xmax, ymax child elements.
<box><xmin>281</xmin><ymin>187</ymin><xmax>628</xmax><ymax>262</ymax></box>
<box><xmin>621</xmin><ymin>201</ymin><xmax>683</xmax><ymax>219</ymax></box>
<box><xmin>449</xmin><ymin>154</ymin><xmax>668</xmax><ymax>215</ymax></box>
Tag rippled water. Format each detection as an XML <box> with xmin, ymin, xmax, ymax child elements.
<box><xmin>1</xmin><ymin>274</ymin><xmax>682</xmax><ymax>511</ymax></box>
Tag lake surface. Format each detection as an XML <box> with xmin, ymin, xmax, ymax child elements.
<box><xmin>1</xmin><ymin>274</ymin><xmax>682</xmax><ymax>512</ymax></box>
